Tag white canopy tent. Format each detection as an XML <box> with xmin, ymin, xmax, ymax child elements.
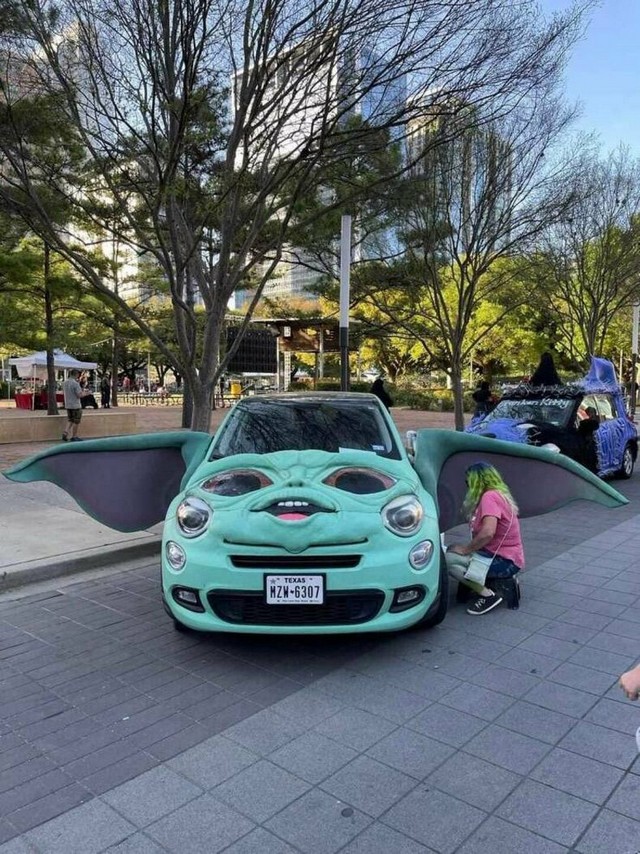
<box><xmin>8</xmin><ymin>350</ymin><xmax>98</xmax><ymax>409</ymax></box>
<box><xmin>8</xmin><ymin>350</ymin><xmax>97</xmax><ymax>380</ymax></box>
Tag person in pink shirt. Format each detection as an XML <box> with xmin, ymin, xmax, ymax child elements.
<box><xmin>446</xmin><ymin>461</ymin><xmax>524</xmax><ymax>616</ymax></box>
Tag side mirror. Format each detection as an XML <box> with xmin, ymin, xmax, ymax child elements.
<box><xmin>405</xmin><ymin>430</ymin><xmax>417</xmax><ymax>457</ymax></box>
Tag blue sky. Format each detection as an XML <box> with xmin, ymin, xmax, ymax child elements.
<box><xmin>542</xmin><ymin>0</ymin><xmax>640</xmax><ymax>154</ymax></box>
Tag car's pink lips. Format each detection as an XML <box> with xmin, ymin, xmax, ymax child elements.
<box><xmin>255</xmin><ymin>499</ymin><xmax>333</xmax><ymax>520</ymax></box>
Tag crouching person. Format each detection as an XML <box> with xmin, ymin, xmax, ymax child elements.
<box><xmin>446</xmin><ymin>462</ymin><xmax>524</xmax><ymax>615</ymax></box>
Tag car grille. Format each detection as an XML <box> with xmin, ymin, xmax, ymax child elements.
<box><xmin>207</xmin><ymin>590</ymin><xmax>384</xmax><ymax>626</ymax></box>
<box><xmin>230</xmin><ymin>555</ymin><xmax>361</xmax><ymax>569</ymax></box>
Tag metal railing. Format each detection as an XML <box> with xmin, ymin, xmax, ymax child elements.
<box><xmin>117</xmin><ymin>392</ymin><xmax>183</xmax><ymax>406</ymax></box>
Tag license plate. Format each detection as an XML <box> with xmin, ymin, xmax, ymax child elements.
<box><xmin>265</xmin><ymin>575</ymin><xmax>324</xmax><ymax>605</ymax></box>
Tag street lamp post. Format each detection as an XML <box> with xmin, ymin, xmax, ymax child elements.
<box><xmin>339</xmin><ymin>214</ymin><xmax>352</xmax><ymax>391</ymax></box>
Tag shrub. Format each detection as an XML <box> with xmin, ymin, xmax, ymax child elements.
<box><xmin>284</xmin><ymin>380</ymin><xmax>474</xmax><ymax>412</ymax></box>
<box><xmin>288</xmin><ymin>379</ymin><xmax>372</xmax><ymax>393</ymax></box>
<box><xmin>389</xmin><ymin>386</ymin><xmax>474</xmax><ymax>412</ymax></box>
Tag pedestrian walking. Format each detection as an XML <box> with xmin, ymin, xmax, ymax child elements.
<box><xmin>62</xmin><ymin>369</ymin><xmax>89</xmax><ymax>441</ymax></box>
<box><xmin>100</xmin><ymin>374</ymin><xmax>111</xmax><ymax>408</ymax></box>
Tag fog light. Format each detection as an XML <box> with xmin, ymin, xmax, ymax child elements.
<box><xmin>398</xmin><ymin>589</ymin><xmax>420</xmax><ymax>604</ymax></box>
<box><xmin>409</xmin><ymin>540</ymin><xmax>434</xmax><ymax>569</ymax></box>
<box><xmin>166</xmin><ymin>541</ymin><xmax>186</xmax><ymax>570</ymax></box>
<box><xmin>171</xmin><ymin>586</ymin><xmax>204</xmax><ymax>612</ymax></box>
<box><xmin>390</xmin><ymin>586</ymin><xmax>426</xmax><ymax>612</ymax></box>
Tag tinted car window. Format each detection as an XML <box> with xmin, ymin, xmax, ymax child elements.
<box><xmin>482</xmin><ymin>397</ymin><xmax>575</xmax><ymax>428</ymax></box>
<box><xmin>211</xmin><ymin>399</ymin><xmax>401</xmax><ymax>460</ymax></box>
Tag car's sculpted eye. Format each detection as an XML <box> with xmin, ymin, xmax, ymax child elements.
<box><xmin>201</xmin><ymin>470</ymin><xmax>273</xmax><ymax>496</ymax></box>
<box><xmin>323</xmin><ymin>467</ymin><xmax>396</xmax><ymax>494</ymax></box>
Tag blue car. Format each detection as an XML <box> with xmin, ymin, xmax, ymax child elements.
<box><xmin>467</xmin><ymin>358</ymin><xmax>638</xmax><ymax>479</ymax></box>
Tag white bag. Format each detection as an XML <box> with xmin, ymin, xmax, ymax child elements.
<box><xmin>463</xmin><ymin>553</ymin><xmax>494</xmax><ymax>585</ymax></box>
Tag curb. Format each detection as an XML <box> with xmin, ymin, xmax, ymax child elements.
<box><xmin>0</xmin><ymin>538</ymin><xmax>162</xmax><ymax>593</ymax></box>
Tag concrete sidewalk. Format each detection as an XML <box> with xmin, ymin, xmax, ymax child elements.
<box><xmin>0</xmin><ymin>406</ymin><xmax>458</xmax><ymax>591</ymax></box>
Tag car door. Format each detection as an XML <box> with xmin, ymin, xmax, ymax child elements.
<box><xmin>593</xmin><ymin>393</ymin><xmax>623</xmax><ymax>475</ymax></box>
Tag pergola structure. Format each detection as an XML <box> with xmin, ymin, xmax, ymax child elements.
<box><xmin>250</xmin><ymin>317</ymin><xmax>361</xmax><ymax>389</ymax></box>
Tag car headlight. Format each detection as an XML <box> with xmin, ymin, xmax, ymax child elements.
<box><xmin>165</xmin><ymin>541</ymin><xmax>187</xmax><ymax>570</ymax></box>
<box><xmin>176</xmin><ymin>497</ymin><xmax>211</xmax><ymax>538</ymax></box>
<box><xmin>381</xmin><ymin>495</ymin><xmax>424</xmax><ymax>537</ymax></box>
<box><xmin>409</xmin><ymin>540</ymin><xmax>434</xmax><ymax>568</ymax></box>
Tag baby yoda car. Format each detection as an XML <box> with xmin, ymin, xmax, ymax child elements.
<box><xmin>4</xmin><ymin>392</ymin><xmax>627</xmax><ymax>634</ymax></box>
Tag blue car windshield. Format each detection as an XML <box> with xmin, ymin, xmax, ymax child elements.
<box><xmin>210</xmin><ymin>399</ymin><xmax>401</xmax><ymax>460</ymax></box>
<box><xmin>483</xmin><ymin>397</ymin><xmax>575</xmax><ymax>428</ymax></box>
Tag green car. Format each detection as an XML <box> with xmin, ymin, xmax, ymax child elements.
<box><xmin>4</xmin><ymin>392</ymin><xmax>626</xmax><ymax>634</ymax></box>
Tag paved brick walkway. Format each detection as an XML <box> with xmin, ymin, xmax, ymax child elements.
<box><xmin>1</xmin><ymin>474</ymin><xmax>639</xmax><ymax>851</ymax></box>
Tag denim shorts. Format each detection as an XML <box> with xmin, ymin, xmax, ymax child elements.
<box><xmin>477</xmin><ymin>549</ymin><xmax>521</xmax><ymax>578</ymax></box>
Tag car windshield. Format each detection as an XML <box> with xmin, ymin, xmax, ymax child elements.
<box><xmin>483</xmin><ymin>397</ymin><xmax>576</xmax><ymax>428</ymax></box>
<box><xmin>210</xmin><ymin>399</ymin><xmax>401</xmax><ymax>460</ymax></box>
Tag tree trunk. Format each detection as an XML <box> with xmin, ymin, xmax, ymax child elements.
<box><xmin>451</xmin><ymin>358</ymin><xmax>465</xmax><ymax>431</ymax></box>
<box><xmin>43</xmin><ymin>244</ymin><xmax>59</xmax><ymax>416</ymax></box>
<box><xmin>190</xmin><ymin>383</ymin><xmax>214</xmax><ymax>432</ymax></box>
<box><xmin>181</xmin><ymin>383</ymin><xmax>193</xmax><ymax>428</ymax></box>
<box><xmin>111</xmin><ymin>330</ymin><xmax>119</xmax><ymax>407</ymax></box>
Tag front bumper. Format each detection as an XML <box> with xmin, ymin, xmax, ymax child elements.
<box><xmin>161</xmin><ymin>541</ymin><xmax>440</xmax><ymax>635</ymax></box>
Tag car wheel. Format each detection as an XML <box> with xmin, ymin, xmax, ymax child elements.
<box><xmin>413</xmin><ymin>550</ymin><xmax>449</xmax><ymax>629</ymax></box>
<box><xmin>616</xmin><ymin>444</ymin><xmax>635</xmax><ymax>479</ymax></box>
<box><xmin>172</xmin><ymin>617</ymin><xmax>191</xmax><ymax>633</ymax></box>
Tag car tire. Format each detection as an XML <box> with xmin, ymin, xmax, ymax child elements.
<box><xmin>413</xmin><ymin>550</ymin><xmax>449</xmax><ymax>629</ymax></box>
<box><xmin>172</xmin><ymin>617</ymin><xmax>192</xmax><ymax>633</ymax></box>
<box><xmin>616</xmin><ymin>444</ymin><xmax>635</xmax><ymax>479</ymax></box>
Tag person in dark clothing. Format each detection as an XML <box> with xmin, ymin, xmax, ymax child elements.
<box><xmin>79</xmin><ymin>373</ymin><xmax>99</xmax><ymax>409</ymax></box>
<box><xmin>100</xmin><ymin>374</ymin><xmax>111</xmax><ymax>408</ymax></box>
<box><xmin>530</xmin><ymin>352</ymin><xmax>561</xmax><ymax>386</ymax></box>
<box><xmin>472</xmin><ymin>381</ymin><xmax>495</xmax><ymax>417</ymax></box>
<box><xmin>370</xmin><ymin>377</ymin><xmax>393</xmax><ymax>410</ymax></box>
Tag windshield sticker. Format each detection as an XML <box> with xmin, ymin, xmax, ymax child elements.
<box><xmin>538</xmin><ymin>398</ymin><xmax>572</xmax><ymax>409</ymax></box>
<box><xmin>372</xmin><ymin>444</ymin><xmax>385</xmax><ymax>451</ymax></box>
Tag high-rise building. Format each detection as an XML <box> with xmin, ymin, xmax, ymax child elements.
<box><xmin>405</xmin><ymin>99</ymin><xmax>513</xmax><ymax>255</ymax></box>
<box><xmin>231</xmin><ymin>39</ymin><xmax>405</xmax><ymax>310</ymax></box>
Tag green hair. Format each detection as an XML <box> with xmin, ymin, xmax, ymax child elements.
<box><xmin>462</xmin><ymin>462</ymin><xmax>518</xmax><ymax>519</ymax></box>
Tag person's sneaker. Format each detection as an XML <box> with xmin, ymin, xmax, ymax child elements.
<box><xmin>467</xmin><ymin>591</ymin><xmax>503</xmax><ymax>616</ymax></box>
<box><xmin>61</xmin><ymin>434</ymin><xmax>68</xmax><ymax>442</ymax></box>
<box><xmin>70</xmin><ymin>437</ymin><xmax>83</xmax><ymax>442</ymax></box>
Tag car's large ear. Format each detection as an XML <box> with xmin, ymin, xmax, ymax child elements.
<box><xmin>3</xmin><ymin>432</ymin><xmax>212</xmax><ymax>532</ymax></box>
<box><xmin>413</xmin><ymin>429</ymin><xmax>627</xmax><ymax>531</ymax></box>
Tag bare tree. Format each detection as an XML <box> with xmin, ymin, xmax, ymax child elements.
<box><xmin>358</xmin><ymin>87</ymin><xmax>580</xmax><ymax>429</ymax></box>
<box><xmin>534</xmin><ymin>146</ymin><xmax>640</xmax><ymax>363</ymax></box>
<box><xmin>0</xmin><ymin>0</ymin><xmax>591</xmax><ymax>429</ymax></box>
